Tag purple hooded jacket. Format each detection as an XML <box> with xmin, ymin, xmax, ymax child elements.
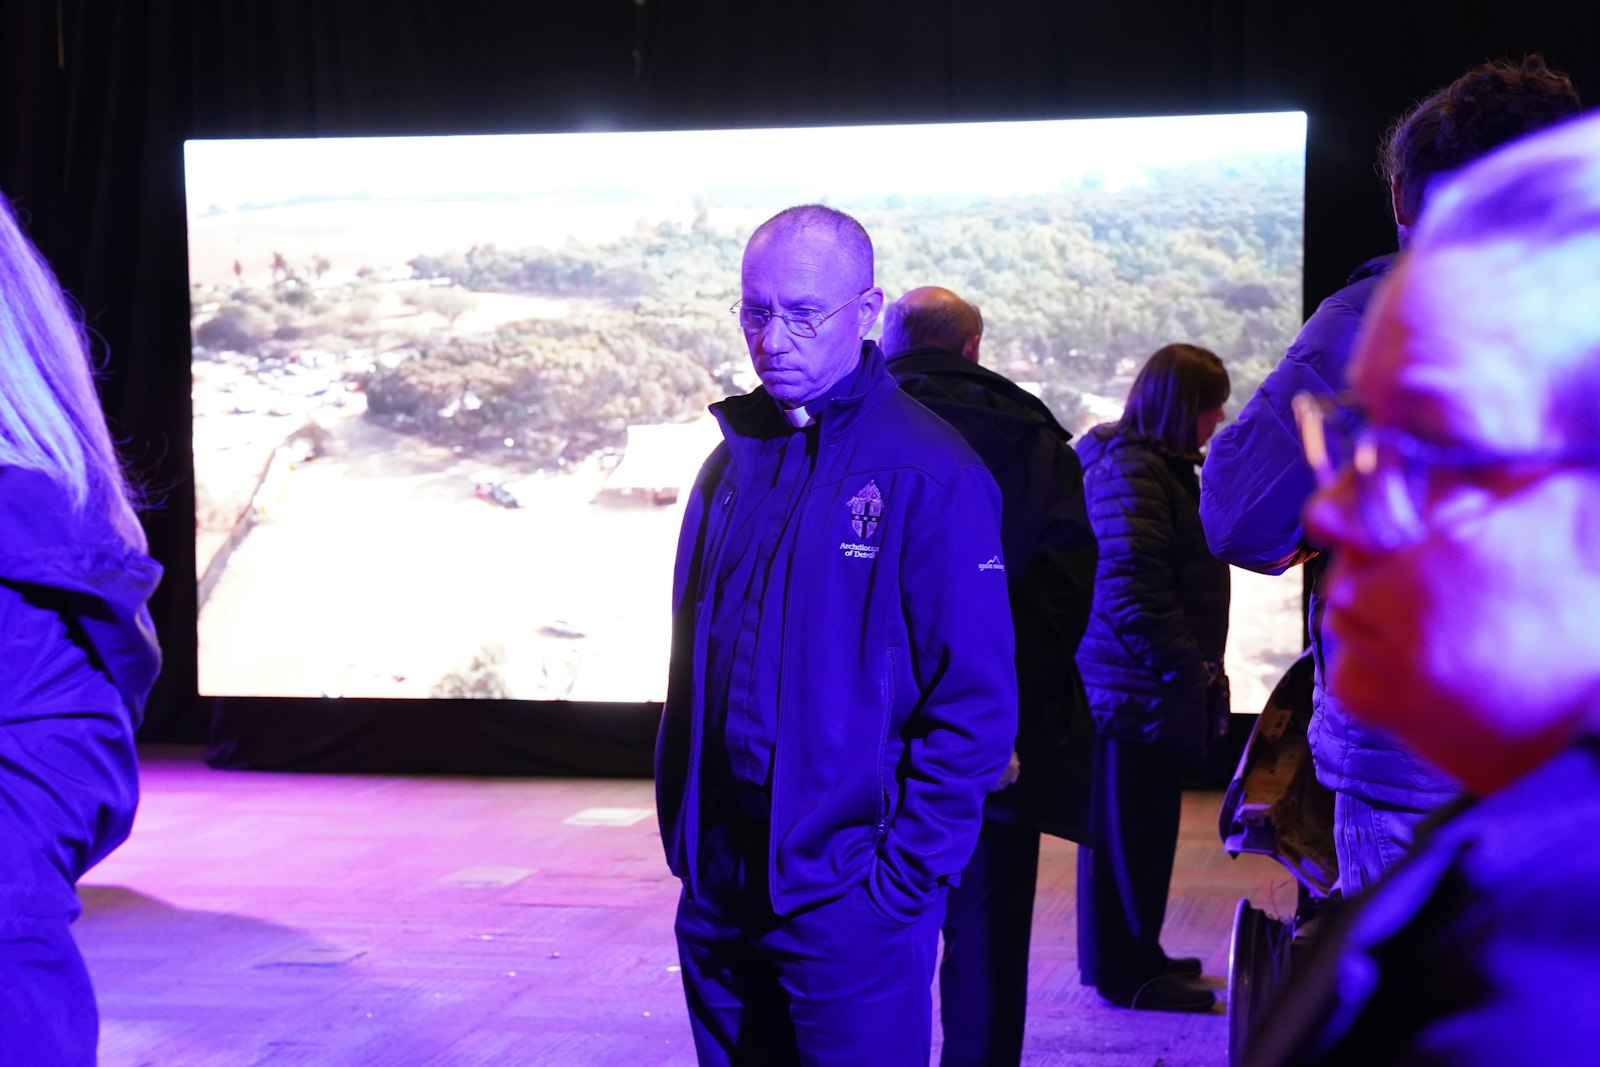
<box><xmin>1</xmin><ymin>465</ymin><xmax>162</xmax><ymax>920</ymax></box>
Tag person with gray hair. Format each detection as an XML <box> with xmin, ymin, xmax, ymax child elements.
<box><xmin>657</xmin><ymin>209</ymin><xmax>1017</xmax><ymax>1065</ymax></box>
<box><xmin>884</xmin><ymin>285</ymin><xmax>1097</xmax><ymax>1064</ymax></box>
<box><xmin>1201</xmin><ymin>55</ymin><xmax>1582</xmax><ymax>896</ymax></box>
<box><xmin>0</xmin><ymin>190</ymin><xmax>163</xmax><ymax>1064</ymax></box>
<box><xmin>1243</xmin><ymin>109</ymin><xmax>1600</xmax><ymax>1065</ymax></box>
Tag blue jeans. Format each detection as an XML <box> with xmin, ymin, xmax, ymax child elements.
<box><xmin>1332</xmin><ymin>791</ymin><xmax>1432</xmax><ymax>896</ymax></box>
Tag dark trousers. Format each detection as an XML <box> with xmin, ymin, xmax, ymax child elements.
<box><xmin>1077</xmin><ymin>736</ymin><xmax>1185</xmax><ymax>989</ymax></box>
<box><xmin>0</xmin><ymin>920</ymin><xmax>98</xmax><ymax>1067</ymax></box>
<box><xmin>675</xmin><ymin>810</ymin><xmax>945</xmax><ymax>1067</ymax></box>
<box><xmin>0</xmin><ymin>711</ymin><xmax>135</xmax><ymax>1067</ymax></box>
<box><xmin>937</xmin><ymin>817</ymin><xmax>1041</xmax><ymax>1067</ymax></box>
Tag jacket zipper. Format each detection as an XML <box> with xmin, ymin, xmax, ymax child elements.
<box><xmin>769</xmin><ymin>430</ymin><xmax>821</xmax><ymax>903</ymax></box>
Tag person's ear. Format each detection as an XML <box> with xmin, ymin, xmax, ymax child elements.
<box><xmin>961</xmin><ymin>334</ymin><xmax>981</xmax><ymax>363</ymax></box>
<box><xmin>856</xmin><ymin>287</ymin><xmax>884</xmax><ymax>338</ymax></box>
<box><xmin>1390</xmin><ymin>176</ymin><xmax>1415</xmax><ymax>229</ymax></box>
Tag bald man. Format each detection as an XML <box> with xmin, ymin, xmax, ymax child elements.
<box><xmin>879</xmin><ymin>285</ymin><xmax>985</xmax><ymax>363</ymax></box>
<box><xmin>657</xmin><ymin>210</ymin><xmax>1017</xmax><ymax>1065</ymax></box>
<box><xmin>884</xmin><ymin>286</ymin><xmax>1098</xmax><ymax>1065</ymax></box>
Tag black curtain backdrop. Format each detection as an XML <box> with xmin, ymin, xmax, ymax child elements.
<box><xmin>2</xmin><ymin>0</ymin><xmax>1595</xmax><ymax>773</ymax></box>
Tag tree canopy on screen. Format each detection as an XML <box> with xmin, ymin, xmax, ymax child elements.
<box><xmin>191</xmin><ymin>155</ymin><xmax>1299</xmax><ymax>467</ymax></box>
<box><xmin>361</xmin><ymin>323</ymin><xmax>720</xmax><ymax>462</ymax></box>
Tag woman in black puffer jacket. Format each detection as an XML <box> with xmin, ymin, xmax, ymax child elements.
<box><xmin>1074</xmin><ymin>343</ymin><xmax>1231</xmax><ymax>1013</ymax></box>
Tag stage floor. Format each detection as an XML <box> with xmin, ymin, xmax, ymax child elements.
<box><xmin>79</xmin><ymin>745</ymin><xmax>1295</xmax><ymax>1065</ymax></box>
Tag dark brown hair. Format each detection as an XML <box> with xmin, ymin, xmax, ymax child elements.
<box><xmin>1102</xmin><ymin>343</ymin><xmax>1229</xmax><ymax>454</ymax></box>
<box><xmin>1381</xmin><ymin>54</ymin><xmax>1582</xmax><ymax>223</ymax></box>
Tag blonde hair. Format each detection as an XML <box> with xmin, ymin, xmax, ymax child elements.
<box><xmin>0</xmin><ymin>192</ymin><xmax>145</xmax><ymax>549</ymax></box>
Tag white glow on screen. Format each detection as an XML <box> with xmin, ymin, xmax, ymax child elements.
<box><xmin>185</xmin><ymin>113</ymin><xmax>1306</xmax><ymax>210</ymax></box>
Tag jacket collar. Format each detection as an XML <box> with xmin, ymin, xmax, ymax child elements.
<box><xmin>1079</xmin><ymin>424</ymin><xmax>1202</xmax><ymax>469</ymax></box>
<box><xmin>712</xmin><ymin>341</ymin><xmax>898</xmax><ymax>451</ymax></box>
<box><xmin>886</xmin><ymin>346</ymin><xmax>1071</xmax><ymax>440</ymax></box>
<box><xmin>1348</xmin><ymin>252</ymin><xmax>1398</xmax><ymax>286</ymax></box>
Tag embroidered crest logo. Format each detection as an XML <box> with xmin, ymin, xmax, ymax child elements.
<box><xmin>848</xmin><ymin>480</ymin><xmax>885</xmax><ymax>539</ymax></box>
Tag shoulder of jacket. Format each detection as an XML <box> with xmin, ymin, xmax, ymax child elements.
<box><xmin>1084</xmin><ymin>439</ymin><xmax>1175</xmax><ymax>499</ymax></box>
<box><xmin>1086</xmin><ymin>434</ymin><xmax>1167</xmax><ymax>472</ymax></box>
<box><xmin>875</xmin><ymin>389</ymin><xmax>989</xmax><ymax>470</ymax></box>
<box><xmin>1317</xmin><ymin>261</ymin><xmax>1395</xmax><ymax>320</ymax></box>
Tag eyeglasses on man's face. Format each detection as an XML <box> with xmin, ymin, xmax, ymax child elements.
<box><xmin>1294</xmin><ymin>390</ymin><xmax>1600</xmax><ymax>550</ymax></box>
<box><xmin>730</xmin><ymin>288</ymin><xmax>872</xmax><ymax>339</ymax></box>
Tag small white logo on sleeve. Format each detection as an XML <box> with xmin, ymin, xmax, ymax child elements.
<box><xmin>978</xmin><ymin>555</ymin><xmax>1005</xmax><ymax>573</ymax></box>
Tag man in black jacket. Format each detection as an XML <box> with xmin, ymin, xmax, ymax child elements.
<box><xmin>883</xmin><ymin>286</ymin><xmax>1098</xmax><ymax>1067</ymax></box>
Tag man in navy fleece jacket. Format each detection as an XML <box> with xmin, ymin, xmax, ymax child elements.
<box><xmin>656</xmin><ymin>205</ymin><xmax>1016</xmax><ymax>1066</ymax></box>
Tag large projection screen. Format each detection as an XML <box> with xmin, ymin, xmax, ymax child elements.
<box><xmin>187</xmin><ymin>113</ymin><xmax>1307</xmax><ymax>716</ymax></box>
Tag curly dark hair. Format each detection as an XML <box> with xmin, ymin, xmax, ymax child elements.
<box><xmin>1381</xmin><ymin>54</ymin><xmax>1582</xmax><ymax>223</ymax></box>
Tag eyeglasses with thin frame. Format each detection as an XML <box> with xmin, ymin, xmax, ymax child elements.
<box><xmin>730</xmin><ymin>288</ymin><xmax>872</xmax><ymax>339</ymax></box>
<box><xmin>1293</xmin><ymin>390</ymin><xmax>1600</xmax><ymax>549</ymax></box>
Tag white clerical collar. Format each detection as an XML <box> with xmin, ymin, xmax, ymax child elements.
<box><xmin>779</xmin><ymin>404</ymin><xmax>816</xmax><ymax>428</ymax></box>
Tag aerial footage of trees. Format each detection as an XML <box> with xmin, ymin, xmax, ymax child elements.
<box><xmin>189</xmin><ymin>148</ymin><xmax>1304</xmax><ymax>703</ymax></box>
<box><xmin>195</xmin><ymin>154</ymin><xmax>1300</xmax><ymax>470</ymax></box>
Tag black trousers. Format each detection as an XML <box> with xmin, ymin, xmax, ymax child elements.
<box><xmin>1076</xmin><ymin>735</ymin><xmax>1185</xmax><ymax>989</ymax></box>
<box><xmin>937</xmin><ymin>817</ymin><xmax>1041</xmax><ymax>1067</ymax></box>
